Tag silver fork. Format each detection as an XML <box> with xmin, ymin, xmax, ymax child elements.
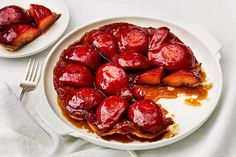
<box><xmin>19</xmin><ymin>59</ymin><xmax>41</xmax><ymax>101</ymax></box>
<box><xmin>19</xmin><ymin>59</ymin><xmax>60</xmax><ymax>154</ymax></box>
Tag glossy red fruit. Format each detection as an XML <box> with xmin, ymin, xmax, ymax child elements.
<box><xmin>64</xmin><ymin>105</ymin><xmax>96</xmax><ymax>122</ymax></box>
<box><xmin>62</xmin><ymin>87</ymin><xmax>105</xmax><ymax>110</ymax></box>
<box><xmin>96</xmin><ymin>96</ymin><xmax>129</xmax><ymax>132</ymax></box>
<box><xmin>99</xmin><ymin>22</ymin><xmax>134</xmax><ymax>38</ymax></box>
<box><xmin>0</xmin><ymin>24</ymin><xmax>40</xmax><ymax>51</ymax></box>
<box><xmin>117</xmin><ymin>26</ymin><xmax>148</xmax><ymax>54</ymax></box>
<box><xmin>95</xmin><ymin>62</ymin><xmax>132</xmax><ymax>99</ymax></box>
<box><xmin>57</xmin><ymin>63</ymin><xmax>94</xmax><ymax>87</ymax></box>
<box><xmin>29</xmin><ymin>4</ymin><xmax>61</xmax><ymax>31</ymax></box>
<box><xmin>63</xmin><ymin>43</ymin><xmax>102</xmax><ymax>70</ymax></box>
<box><xmin>88</xmin><ymin>30</ymin><xmax>118</xmax><ymax>61</ymax></box>
<box><xmin>56</xmin><ymin>87</ymin><xmax>95</xmax><ymax>122</ymax></box>
<box><xmin>149</xmin><ymin>27</ymin><xmax>170</xmax><ymax>51</ymax></box>
<box><xmin>163</xmin><ymin>68</ymin><xmax>202</xmax><ymax>87</ymax></box>
<box><xmin>128</xmin><ymin>100</ymin><xmax>163</xmax><ymax>133</ymax></box>
<box><xmin>148</xmin><ymin>43</ymin><xmax>197</xmax><ymax>70</ymax></box>
<box><xmin>0</xmin><ymin>5</ymin><xmax>31</xmax><ymax>30</ymax></box>
<box><xmin>135</xmin><ymin>67</ymin><xmax>164</xmax><ymax>85</ymax></box>
<box><xmin>112</xmin><ymin>52</ymin><xmax>152</xmax><ymax>70</ymax></box>
<box><xmin>53</xmin><ymin>58</ymin><xmax>68</xmax><ymax>88</ymax></box>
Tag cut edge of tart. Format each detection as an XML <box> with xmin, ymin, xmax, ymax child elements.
<box><xmin>53</xmin><ymin>22</ymin><xmax>212</xmax><ymax>142</ymax></box>
<box><xmin>87</xmin><ymin>99</ymin><xmax>174</xmax><ymax>139</ymax></box>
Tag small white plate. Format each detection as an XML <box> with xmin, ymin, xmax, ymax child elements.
<box><xmin>38</xmin><ymin>17</ymin><xmax>222</xmax><ymax>150</ymax></box>
<box><xmin>0</xmin><ymin>0</ymin><xmax>69</xmax><ymax>58</ymax></box>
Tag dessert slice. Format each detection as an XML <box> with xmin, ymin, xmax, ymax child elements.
<box><xmin>163</xmin><ymin>69</ymin><xmax>202</xmax><ymax>87</ymax></box>
<box><xmin>0</xmin><ymin>5</ymin><xmax>32</xmax><ymax>30</ymax></box>
<box><xmin>29</xmin><ymin>4</ymin><xmax>61</xmax><ymax>31</ymax></box>
<box><xmin>0</xmin><ymin>24</ymin><xmax>40</xmax><ymax>51</ymax></box>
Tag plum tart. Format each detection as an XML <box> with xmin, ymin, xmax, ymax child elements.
<box><xmin>54</xmin><ymin>22</ymin><xmax>212</xmax><ymax>142</ymax></box>
<box><xmin>0</xmin><ymin>4</ymin><xmax>60</xmax><ymax>51</ymax></box>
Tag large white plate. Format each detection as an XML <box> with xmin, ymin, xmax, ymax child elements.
<box><xmin>38</xmin><ymin>17</ymin><xmax>222</xmax><ymax>150</ymax></box>
<box><xmin>0</xmin><ymin>0</ymin><xmax>69</xmax><ymax>58</ymax></box>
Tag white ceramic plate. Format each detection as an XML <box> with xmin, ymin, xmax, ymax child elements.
<box><xmin>38</xmin><ymin>17</ymin><xmax>222</xmax><ymax>150</ymax></box>
<box><xmin>0</xmin><ymin>0</ymin><xmax>69</xmax><ymax>58</ymax></box>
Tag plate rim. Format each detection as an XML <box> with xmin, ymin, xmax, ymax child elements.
<box><xmin>39</xmin><ymin>16</ymin><xmax>223</xmax><ymax>150</ymax></box>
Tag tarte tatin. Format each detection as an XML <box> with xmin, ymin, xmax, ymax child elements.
<box><xmin>53</xmin><ymin>22</ymin><xmax>211</xmax><ymax>142</ymax></box>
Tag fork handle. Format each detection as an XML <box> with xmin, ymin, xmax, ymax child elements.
<box><xmin>19</xmin><ymin>89</ymin><xmax>26</xmax><ymax>101</ymax></box>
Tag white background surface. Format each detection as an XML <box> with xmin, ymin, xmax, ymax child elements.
<box><xmin>0</xmin><ymin>0</ymin><xmax>236</xmax><ymax>156</ymax></box>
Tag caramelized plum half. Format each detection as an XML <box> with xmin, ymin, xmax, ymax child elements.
<box><xmin>99</xmin><ymin>22</ymin><xmax>134</xmax><ymax>38</ymax></box>
<box><xmin>133</xmin><ymin>67</ymin><xmax>164</xmax><ymax>85</ymax></box>
<box><xmin>62</xmin><ymin>87</ymin><xmax>105</xmax><ymax>110</ymax></box>
<box><xmin>128</xmin><ymin>100</ymin><xmax>164</xmax><ymax>134</ymax></box>
<box><xmin>148</xmin><ymin>43</ymin><xmax>197</xmax><ymax>70</ymax></box>
<box><xmin>29</xmin><ymin>4</ymin><xmax>61</xmax><ymax>31</ymax></box>
<box><xmin>0</xmin><ymin>5</ymin><xmax>31</xmax><ymax>30</ymax></box>
<box><xmin>56</xmin><ymin>63</ymin><xmax>94</xmax><ymax>87</ymax></box>
<box><xmin>95</xmin><ymin>62</ymin><xmax>132</xmax><ymax>99</ymax></box>
<box><xmin>0</xmin><ymin>24</ymin><xmax>40</xmax><ymax>51</ymax></box>
<box><xmin>63</xmin><ymin>43</ymin><xmax>102</xmax><ymax>70</ymax></box>
<box><xmin>57</xmin><ymin>87</ymin><xmax>103</xmax><ymax>122</ymax></box>
<box><xmin>149</xmin><ymin>27</ymin><xmax>170</xmax><ymax>51</ymax></box>
<box><xmin>117</xmin><ymin>26</ymin><xmax>148</xmax><ymax>54</ymax></box>
<box><xmin>88</xmin><ymin>30</ymin><xmax>118</xmax><ymax>61</ymax></box>
<box><xmin>112</xmin><ymin>52</ymin><xmax>152</xmax><ymax>70</ymax></box>
<box><xmin>96</xmin><ymin>96</ymin><xmax>129</xmax><ymax>132</ymax></box>
<box><xmin>163</xmin><ymin>68</ymin><xmax>202</xmax><ymax>87</ymax></box>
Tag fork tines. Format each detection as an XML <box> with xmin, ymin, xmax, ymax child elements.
<box><xmin>23</xmin><ymin>59</ymin><xmax>41</xmax><ymax>84</ymax></box>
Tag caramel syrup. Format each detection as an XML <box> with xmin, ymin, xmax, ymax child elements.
<box><xmin>137</xmin><ymin>83</ymin><xmax>212</xmax><ymax>107</ymax></box>
<box><xmin>57</xmin><ymin>70</ymin><xmax>212</xmax><ymax>143</ymax></box>
<box><xmin>136</xmin><ymin>70</ymin><xmax>212</xmax><ymax>107</ymax></box>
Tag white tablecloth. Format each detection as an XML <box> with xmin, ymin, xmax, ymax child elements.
<box><xmin>0</xmin><ymin>0</ymin><xmax>236</xmax><ymax>156</ymax></box>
